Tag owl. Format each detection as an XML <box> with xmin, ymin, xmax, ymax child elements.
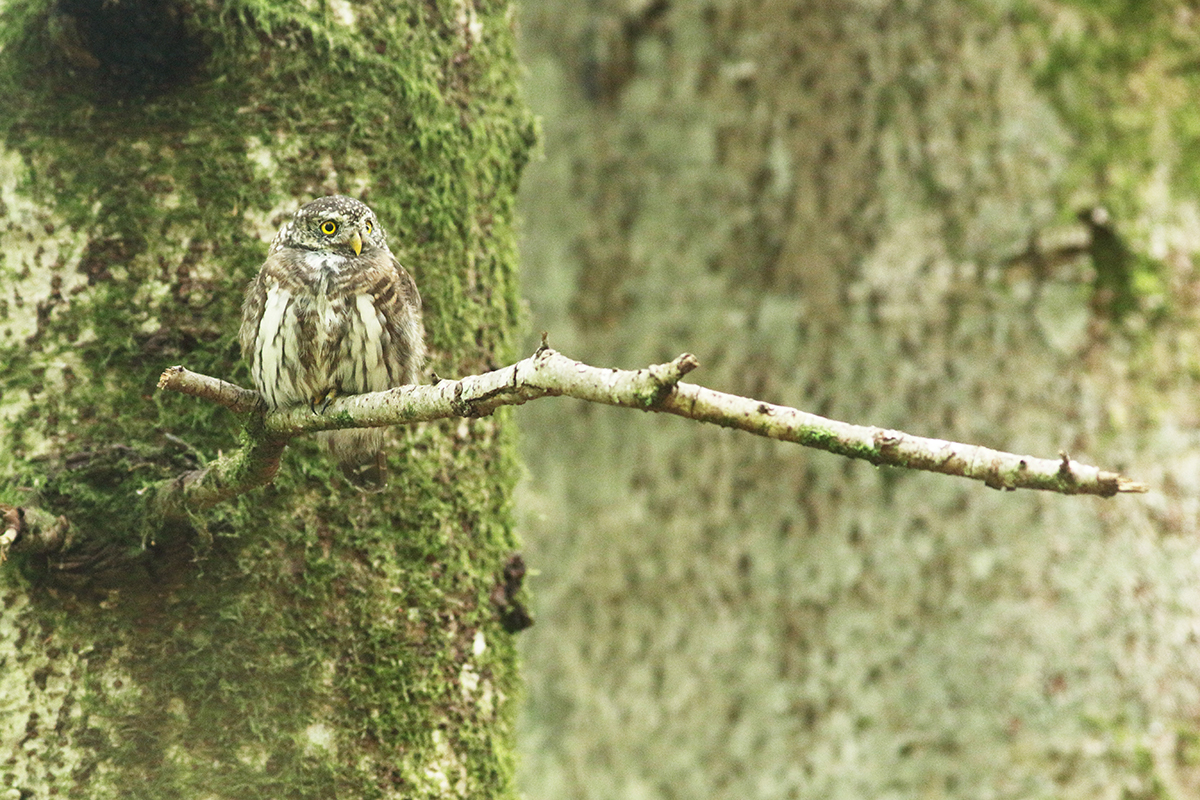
<box><xmin>239</xmin><ymin>195</ymin><xmax>426</xmax><ymax>491</ymax></box>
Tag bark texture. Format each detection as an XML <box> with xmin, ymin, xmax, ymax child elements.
<box><xmin>515</xmin><ymin>2</ymin><xmax>1200</xmax><ymax>798</ymax></box>
<box><xmin>0</xmin><ymin>1</ymin><xmax>532</xmax><ymax>797</ymax></box>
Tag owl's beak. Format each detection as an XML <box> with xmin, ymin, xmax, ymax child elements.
<box><xmin>348</xmin><ymin>231</ymin><xmax>363</xmax><ymax>256</ymax></box>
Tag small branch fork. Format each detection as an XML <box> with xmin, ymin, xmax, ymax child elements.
<box><xmin>0</xmin><ymin>341</ymin><xmax>1148</xmax><ymax>561</ymax></box>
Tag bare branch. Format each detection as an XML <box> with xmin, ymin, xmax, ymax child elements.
<box><xmin>158</xmin><ymin>365</ymin><xmax>262</xmax><ymax>414</ymax></box>
<box><xmin>259</xmin><ymin>348</ymin><xmax>702</xmax><ymax>434</ymax></box>
<box><xmin>656</xmin><ymin>385</ymin><xmax>1143</xmax><ymax>496</ymax></box>
<box><xmin>149</xmin><ymin>346</ymin><xmax>1144</xmax><ymax>511</ymax></box>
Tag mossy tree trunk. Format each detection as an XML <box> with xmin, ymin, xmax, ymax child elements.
<box><xmin>0</xmin><ymin>1</ymin><xmax>532</xmax><ymax>797</ymax></box>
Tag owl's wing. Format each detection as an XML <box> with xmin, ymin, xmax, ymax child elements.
<box><xmin>393</xmin><ymin>255</ymin><xmax>422</xmax><ymax>315</ymax></box>
<box><xmin>238</xmin><ymin>254</ymin><xmax>288</xmax><ymax>380</ymax></box>
<box><xmin>380</xmin><ymin>255</ymin><xmax>426</xmax><ymax>385</ymax></box>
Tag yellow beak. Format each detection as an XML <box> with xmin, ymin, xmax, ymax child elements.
<box><xmin>348</xmin><ymin>231</ymin><xmax>363</xmax><ymax>256</ymax></box>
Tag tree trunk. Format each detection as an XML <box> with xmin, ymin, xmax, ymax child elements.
<box><xmin>516</xmin><ymin>1</ymin><xmax>1200</xmax><ymax>798</ymax></box>
<box><xmin>0</xmin><ymin>1</ymin><xmax>532</xmax><ymax>797</ymax></box>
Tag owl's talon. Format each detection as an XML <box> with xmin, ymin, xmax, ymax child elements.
<box><xmin>311</xmin><ymin>390</ymin><xmax>338</xmax><ymax>414</ymax></box>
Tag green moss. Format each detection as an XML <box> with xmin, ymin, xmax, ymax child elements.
<box><xmin>1018</xmin><ymin>1</ymin><xmax>1195</xmax><ymax>328</ymax></box>
<box><xmin>0</xmin><ymin>0</ymin><xmax>533</xmax><ymax>796</ymax></box>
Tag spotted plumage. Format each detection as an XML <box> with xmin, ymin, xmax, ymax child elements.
<box><xmin>239</xmin><ymin>195</ymin><xmax>425</xmax><ymax>491</ymax></box>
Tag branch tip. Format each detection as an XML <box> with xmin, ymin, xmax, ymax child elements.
<box><xmin>157</xmin><ymin>365</ymin><xmax>184</xmax><ymax>390</ymax></box>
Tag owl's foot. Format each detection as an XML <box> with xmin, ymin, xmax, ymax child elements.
<box><xmin>310</xmin><ymin>389</ymin><xmax>339</xmax><ymax>414</ymax></box>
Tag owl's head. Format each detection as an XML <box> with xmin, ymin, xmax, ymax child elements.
<box><xmin>274</xmin><ymin>195</ymin><xmax>388</xmax><ymax>256</ymax></box>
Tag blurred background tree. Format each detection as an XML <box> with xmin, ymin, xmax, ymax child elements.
<box><xmin>514</xmin><ymin>1</ymin><xmax>1200</xmax><ymax>797</ymax></box>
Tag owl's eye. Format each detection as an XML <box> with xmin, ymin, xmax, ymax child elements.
<box><xmin>364</xmin><ymin>221</ymin><xmax>373</xmax><ymax>234</ymax></box>
<box><xmin>320</xmin><ymin>220</ymin><xmax>338</xmax><ymax>236</ymax></box>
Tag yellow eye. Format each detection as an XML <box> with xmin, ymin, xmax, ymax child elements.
<box><xmin>364</xmin><ymin>221</ymin><xmax>373</xmax><ymax>234</ymax></box>
<box><xmin>320</xmin><ymin>220</ymin><xmax>338</xmax><ymax>236</ymax></box>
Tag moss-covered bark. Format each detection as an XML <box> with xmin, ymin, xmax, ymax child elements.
<box><xmin>0</xmin><ymin>1</ymin><xmax>533</xmax><ymax>796</ymax></box>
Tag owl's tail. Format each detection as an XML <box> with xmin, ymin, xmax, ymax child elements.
<box><xmin>319</xmin><ymin>429</ymin><xmax>387</xmax><ymax>492</ymax></box>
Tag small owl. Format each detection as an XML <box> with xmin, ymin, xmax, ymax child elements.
<box><xmin>239</xmin><ymin>195</ymin><xmax>425</xmax><ymax>491</ymax></box>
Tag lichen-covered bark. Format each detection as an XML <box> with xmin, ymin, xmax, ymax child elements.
<box><xmin>0</xmin><ymin>1</ymin><xmax>533</xmax><ymax>797</ymax></box>
<box><xmin>516</xmin><ymin>2</ymin><xmax>1200</xmax><ymax>798</ymax></box>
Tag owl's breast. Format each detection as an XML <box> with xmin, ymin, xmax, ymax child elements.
<box><xmin>300</xmin><ymin>250</ymin><xmax>348</xmax><ymax>289</ymax></box>
<box><xmin>249</xmin><ymin>279</ymin><xmax>393</xmax><ymax>409</ymax></box>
